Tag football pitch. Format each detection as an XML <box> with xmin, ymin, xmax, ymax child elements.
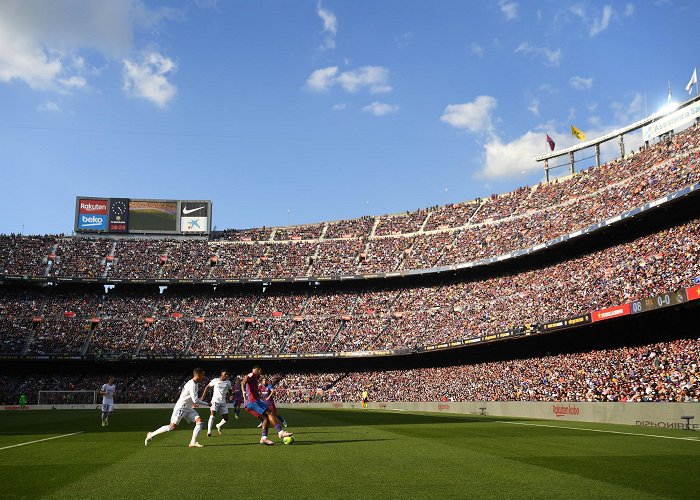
<box><xmin>1</xmin><ymin>408</ymin><xmax>699</xmax><ymax>499</ymax></box>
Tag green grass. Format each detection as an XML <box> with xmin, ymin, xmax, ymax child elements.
<box><xmin>1</xmin><ymin>408</ymin><xmax>699</xmax><ymax>499</ymax></box>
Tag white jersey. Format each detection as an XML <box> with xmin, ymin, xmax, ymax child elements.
<box><xmin>101</xmin><ymin>383</ymin><xmax>116</xmax><ymax>405</ymax></box>
<box><xmin>174</xmin><ymin>379</ymin><xmax>208</xmax><ymax>410</ymax></box>
<box><xmin>208</xmin><ymin>378</ymin><xmax>232</xmax><ymax>404</ymax></box>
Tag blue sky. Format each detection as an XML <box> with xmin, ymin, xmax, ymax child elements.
<box><xmin>0</xmin><ymin>0</ymin><xmax>698</xmax><ymax>234</ymax></box>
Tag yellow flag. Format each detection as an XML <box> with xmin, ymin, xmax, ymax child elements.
<box><xmin>571</xmin><ymin>125</ymin><xmax>585</xmax><ymax>141</ymax></box>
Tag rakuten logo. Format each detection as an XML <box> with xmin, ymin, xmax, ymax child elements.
<box><xmin>79</xmin><ymin>199</ymin><xmax>108</xmax><ymax>214</ymax></box>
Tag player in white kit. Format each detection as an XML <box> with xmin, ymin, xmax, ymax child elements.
<box><xmin>99</xmin><ymin>376</ymin><xmax>116</xmax><ymax>427</ymax></box>
<box><xmin>200</xmin><ymin>369</ymin><xmax>232</xmax><ymax>437</ymax></box>
<box><xmin>144</xmin><ymin>368</ymin><xmax>210</xmax><ymax>448</ymax></box>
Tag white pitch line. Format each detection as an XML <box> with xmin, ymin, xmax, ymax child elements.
<box><xmin>495</xmin><ymin>420</ymin><xmax>700</xmax><ymax>442</ymax></box>
<box><xmin>0</xmin><ymin>431</ymin><xmax>84</xmax><ymax>451</ymax></box>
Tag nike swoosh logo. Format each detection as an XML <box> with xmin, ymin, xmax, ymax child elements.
<box><xmin>183</xmin><ymin>206</ymin><xmax>204</xmax><ymax>215</ymax></box>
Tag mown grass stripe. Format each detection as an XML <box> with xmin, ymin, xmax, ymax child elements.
<box><xmin>0</xmin><ymin>431</ymin><xmax>84</xmax><ymax>451</ymax></box>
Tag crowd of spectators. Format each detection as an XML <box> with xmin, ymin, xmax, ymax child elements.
<box><xmin>2</xmin><ymin>215</ymin><xmax>700</xmax><ymax>356</ymax></box>
<box><xmin>1</xmin><ymin>337</ymin><xmax>696</xmax><ymax>405</ymax></box>
<box><xmin>287</xmin><ymin>337</ymin><xmax>700</xmax><ymax>403</ymax></box>
<box><xmin>2</xmin><ymin>125</ymin><xmax>700</xmax><ymax>280</ymax></box>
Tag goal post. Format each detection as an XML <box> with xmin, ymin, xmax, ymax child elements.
<box><xmin>37</xmin><ymin>390</ymin><xmax>97</xmax><ymax>406</ymax></box>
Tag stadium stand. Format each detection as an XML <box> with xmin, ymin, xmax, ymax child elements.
<box><xmin>1</xmin><ymin>124</ymin><xmax>699</xmax><ymax>281</ymax></box>
<box><xmin>1</xmin><ymin>337</ymin><xmax>697</xmax><ymax>404</ymax></box>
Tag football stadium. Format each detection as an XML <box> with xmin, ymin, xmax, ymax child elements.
<box><xmin>1</xmin><ymin>2</ymin><xmax>700</xmax><ymax>499</ymax></box>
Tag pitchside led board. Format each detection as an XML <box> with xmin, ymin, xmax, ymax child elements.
<box><xmin>75</xmin><ymin>197</ymin><xmax>211</xmax><ymax>235</ymax></box>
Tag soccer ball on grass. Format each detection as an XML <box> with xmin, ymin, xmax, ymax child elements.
<box><xmin>283</xmin><ymin>436</ymin><xmax>295</xmax><ymax>445</ymax></box>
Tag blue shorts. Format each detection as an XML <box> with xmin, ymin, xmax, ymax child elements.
<box><xmin>245</xmin><ymin>400</ymin><xmax>269</xmax><ymax>418</ymax></box>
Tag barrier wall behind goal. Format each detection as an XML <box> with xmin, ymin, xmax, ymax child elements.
<box><xmin>1</xmin><ymin>402</ymin><xmax>697</xmax><ymax>430</ymax></box>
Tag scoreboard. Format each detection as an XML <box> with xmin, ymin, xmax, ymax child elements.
<box><xmin>75</xmin><ymin>197</ymin><xmax>211</xmax><ymax>235</ymax></box>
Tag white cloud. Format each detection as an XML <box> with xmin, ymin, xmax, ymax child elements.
<box><xmin>58</xmin><ymin>75</ymin><xmax>87</xmax><ymax>89</ymax></box>
<box><xmin>590</xmin><ymin>5</ymin><xmax>613</xmax><ymax>36</ymax></box>
<box><xmin>569</xmin><ymin>76</ymin><xmax>593</xmax><ymax>90</ymax></box>
<box><xmin>479</xmin><ymin>130</ymin><xmax>545</xmax><ymax>178</ymax></box>
<box><xmin>38</xmin><ymin>100</ymin><xmax>61</xmax><ymax>113</ymax></box>
<box><xmin>611</xmin><ymin>92</ymin><xmax>644</xmax><ymax>123</ymax></box>
<box><xmin>440</xmin><ymin>96</ymin><xmax>497</xmax><ymax>134</ymax></box>
<box><xmin>527</xmin><ymin>98</ymin><xmax>540</xmax><ymax>116</ymax></box>
<box><xmin>306</xmin><ymin>66</ymin><xmax>338</xmax><ymax>91</ymax></box>
<box><xmin>515</xmin><ymin>42</ymin><xmax>562</xmax><ymax>66</ymax></box>
<box><xmin>305</xmin><ymin>66</ymin><xmax>392</xmax><ymax>94</ymax></box>
<box><xmin>624</xmin><ymin>3</ymin><xmax>635</xmax><ymax>17</ymax></box>
<box><xmin>499</xmin><ymin>1</ymin><xmax>519</xmax><ymax>20</ymax></box>
<box><xmin>362</xmin><ymin>102</ymin><xmax>399</xmax><ymax>116</ymax></box>
<box><xmin>331</xmin><ymin>103</ymin><xmax>347</xmax><ymax>111</ymax></box>
<box><xmin>0</xmin><ymin>1</ymin><xmax>180</xmax><ymax>96</ymax></box>
<box><xmin>475</xmin><ymin>93</ymin><xmax>647</xmax><ymax>179</ymax></box>
<box><xmin>123</xmin><ymin>52</ymin><xmax>177</xmax><ymax>108</ymax></box>
<box><xmin>469</xmin><ymin>43</ymin><xmax>485</xmax><ymax>58</ymax></box>
<box><xmin>317</xmin><ymin>2</ymin><xmax>337</xmax><ymax>50</ymax></box>
<box><xmin>539</xmin><ymin>83</ymin><xmax>559</xmax><ymax>94</ymax></box>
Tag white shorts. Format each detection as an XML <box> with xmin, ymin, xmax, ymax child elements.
<box><xmin>102</xmin><ymin>403</ymin><xmax>114</xmax><ymax>412</ymax></box>
<box><xmin>211</xmin><ymin>401</ymin><xmax>229</xmax><ymax>415</ymax></box>
<box><xmin>170</xmin><ymin>407</ymin><xmax>200</xmax><ymax>425</ymax></box>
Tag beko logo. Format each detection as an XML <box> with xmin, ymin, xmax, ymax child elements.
<box><xmin>80</xmin><ymin>215</ymin><xmax>106</xmax><ymax>226</ymax></box>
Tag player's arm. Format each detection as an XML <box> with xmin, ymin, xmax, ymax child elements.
<box><xmin>200</xmin><ymin>385</ymin><xmax>210</xmax><ymax>401</ymax></box>
<box><xmin>99</xmin><ymin>385</ymin><xmax>106</xmax><ymax>396</ymax></box>
<box><xmin>189</xmin><ymin>383</ymin><xmax>209</xmax><ymax>407</ymax></box>
<box><xmin>267</xmin><ymin>385</ymin><xmax>276</xmax><ymax>400</ymax></box>
<box><xmin>240</xmin><ymin>376</ymin><xmax>249</xmax><ymax>400</ymax></box>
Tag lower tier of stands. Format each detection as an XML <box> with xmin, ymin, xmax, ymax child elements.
<box><xmin>1</xmin><ymin>337</ymin><xmax>697</xmax><ymax>405</ymax></box>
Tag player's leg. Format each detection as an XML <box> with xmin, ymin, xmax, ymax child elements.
<box><xmin>246</xmin><ymin>401</ymin><xmax>274</xmax><ymax>445</ymax></box>
<box><xmin>189</xmin><ymin>414</ymin><xmax>204</xmax><ymax>448</ymax></box>
<box><xmin>265</xmin><ymin>410</ymin><xmax>293</xmax><ymax>439</ymax></box>
<box><xmin>101</xmin><ymin>403</ymin><xmax>108</xmax><ymax>426</ymax></box>
<box><xmin>145</xmin><ymin>408</ymin><xmax>181</xmax><ymax>445</ymax></box>
<box><xmin>234</xmin><ymin>401</ymin><xmax>240</xmax><ymax>418</ymax></box>
<box><xmin>105</xmin><ymin>404</ymin><xmax>113</xmax><ymax>425</ymax></box>
<box><xmin>215</xmin><ymin>405</ymin><xmax>229</xmax><ymax>435</ymax></box>
<box><xmin>207</xmin><ymin>405</ymin><xmax>217</xmax><ymax>437</ymax></box>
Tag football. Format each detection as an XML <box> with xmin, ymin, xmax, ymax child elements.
<box><xmin>283</xmin><ymin>436</ymin><xmax>295</xmax><ymax>445</ymax></box>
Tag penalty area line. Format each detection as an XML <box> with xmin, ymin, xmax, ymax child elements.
<box><xmin>495</xmin><ymin>421</ymin><xmax>700</xmax><ymax>442</ymax></box>
<box><xmin>0</xmin><ymin>431</ymin><xmax>84</xmax><ymax>451</ymax></box>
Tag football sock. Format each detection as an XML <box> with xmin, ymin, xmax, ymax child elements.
<box><xmin>217</xmin><ymin>419</ymin><xmax>226</xmax><ymax>429</ymax></box>
<box><xmin>191</xmin><ymin>423</ymin><xmax>202</xmax><ymax>444</ymax></box>
<box><xmin>274</xmin><ymin>423</ymin><xmax>283</xmax><ymax>432</ymax></box>
<box><xmin>278</xmin><ymin>415</ymin><xmax>286</xmax><ymax>424</ymax></box>
<box><xmin>261</xmin><ymin>429</ymin><xmax>268</xmax><ymax>438</ymax></box>
<box><xmin>208</xmin><ymin>415</ymin><xmax>215</xmax><ymax>433</ymax></box>
<box><xmin>151</xmin><ymin>425</ymin><xmax>171</xmax><ymax>437</ymax></box>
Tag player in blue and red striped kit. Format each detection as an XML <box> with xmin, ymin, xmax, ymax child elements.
<box><xmin>241</xmin><ymin>366</ymin><xmax>293</xmax><ymax>445</ymax></box>
<box><xmin>232</xmin><ymin>378</ymin><xmax>243</xmax><ymax>419</ymax></box>
<box><xmin>257</xmin><ymin>376</ymin><xmax>287</xmax><ymax>428</ymax></box>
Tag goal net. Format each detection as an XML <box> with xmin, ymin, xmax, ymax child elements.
<box><xmin>37</xmin><ymin>390</ymin><xmax>97</xmax><ymax>406</ymax></box>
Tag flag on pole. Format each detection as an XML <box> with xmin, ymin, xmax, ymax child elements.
<box><xmin>686</xmin><ymin>68</ymin><xmax>697</xmax><ymax>94</ymax></box>
<box><xmin>546</xmin><ymin>134</ymin><xmax>555</xmax><ymax>151</ymax></box>
<box><xmin>570</xmin><ymin>125</ymin><xmax>585</xmax><ymax>141</ymax></box>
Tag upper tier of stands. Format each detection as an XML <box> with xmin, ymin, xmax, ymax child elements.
<box><xmin>1</xmin><ymin>124</ymin><xmax>699</xmax><ymax>280</ymax></box>
<box><xmin>2</xmin><ymin>215</ymin><xmax>699</xmax><ymax>357</ymax></box>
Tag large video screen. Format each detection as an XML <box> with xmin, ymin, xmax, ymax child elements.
<box><xmin>75</xmin><ymin>197</ymin><xmax>211</xmax><ymax>234</ymax></box>
<box><xmin>127</xmin><ymin>200</ymin><xmax>178</xmax><ymax>232</ymax></box>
